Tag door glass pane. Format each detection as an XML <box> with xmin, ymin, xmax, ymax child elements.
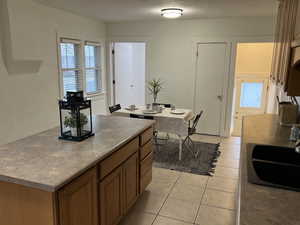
<box><xmin>240</xmin><ymin>82</ymin><xmax>263</xmax><ymax>108</ymax></box>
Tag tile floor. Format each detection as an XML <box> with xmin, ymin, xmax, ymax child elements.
<box><xmin>120</xmin><ymin>135</ymin><xmax>241</xmax><ymax>225</ymax></box>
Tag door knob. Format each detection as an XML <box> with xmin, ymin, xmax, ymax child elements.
<box><xmin>130</xmin><ymin>84</ymin><xmax>134</xmax><ymax>87</ymax></box>
<box><xmin>217</xmin><ymin>95</ymin><xmax>223</xmax><ymax>101</ymax></box>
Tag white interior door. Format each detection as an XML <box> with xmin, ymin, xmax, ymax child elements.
<box><xmin>113</xmin><ymin>42</ymin><xmax>146</xmax><ymax>107</ymax></box>
<box><xmin>194</xmin><ymin>42</ymin><xmax>229</xmax><ymax>136</ymax></box>
<box><xmin>232</xmin><ymin>77</ymin><xmax>269</xmax><ymax>136</ymax></box>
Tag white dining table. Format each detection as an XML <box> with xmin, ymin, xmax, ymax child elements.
<box><xmin>113</xmin><ymin>106</ymin><xmax>194</xmax><ymax>160</ymax></box>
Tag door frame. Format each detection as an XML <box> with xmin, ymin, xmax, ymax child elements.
<box><xmin>232</xmin><ymin>75</ymin><xmax>270</xmax><ymax>136</ymax></box>
<box><xmin>230</xmin><ymin>39</ymin><xmax>275</xmax><ymax>136</ymax></box>
<box><xmin>192</xmin><ymin>36</ymin><xmax>274</xmax><ymax>137</ymax></box>
<box><xmin>107</xmin><ymin>39</ymin><xmax>149</xmax><ymax>107</ymax></box>
<box><xmin>193</xmin><ymin>41</ymin><xmax>232</xmax><ymax>136</ymax></box>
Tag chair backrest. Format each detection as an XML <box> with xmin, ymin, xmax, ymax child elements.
<box><xmin>109</xmin><ymin>104</ymin><xmax>121</xmax><ymax>113</ymax></box>
<box><xmin>154</xmin><ymin>103</ymin><xmax>172</xmax><ymax>108</ymax></box>
<box><xmin>161</xmin><ymin>103</ymin><xmax>172</xmax><ymax>108</ymax></box>
<box><xmin>192</xmin><ymin>111</ymin><xmax>204</xmax><ymax>130</ymax></box>
<box><xmin>130</xmin><ymin>114</ymin><xmax>154</xmax><ymax>120</ymax></box>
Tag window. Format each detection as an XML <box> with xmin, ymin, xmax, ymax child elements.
<box><xmin>240</xmin><ymin>82</ymin><xmax>264</xmax><ymax>108</ymax></box>
<box><xmin>84</xmin><ymin>43</ymin><xmax>101</xmax><ymax>94</ymax></box>
<box><xmin>60</xmin><ymin>40</ymin><xmax>81</xmax><ymax>96</ymax></box>
<box><xmin>59</xmin><ymin>38</ymin><xmax>102</xmax><ymax>97</ymax></box>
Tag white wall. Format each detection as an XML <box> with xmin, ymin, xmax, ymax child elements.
<box><xmin>108</xmin><ymin>17</ymin><xmax>275</xmax><ymax>108</ymax></box>
<box><xmin>107</xmin><ymin>17</ymin><xmax>275</xmax><ymax>136</ymax></box>
<box><xmin>235</xmin><ymin>43</ymin><xmax>274</xmax><ymax>76</ymax></box>
<box><xmin>0</xmin><ymin>0</ymin><xmax>107</xmax><ymax>145</ymax></box>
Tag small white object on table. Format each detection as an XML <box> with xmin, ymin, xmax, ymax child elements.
<box><xmin>113</xmin><ymin>106</ymin><xmax>194</xmax><ymax>160</ymax></box>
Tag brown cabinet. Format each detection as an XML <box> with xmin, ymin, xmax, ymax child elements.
<box><xmin>58</xmin><ymin>168</ymin><xmax>98</xmax><ymax>225</ymax></box>
<box><xmin>123</xmin><ymin>152</ymin><xmax>139</xmax><ymax>213</ymax></box>
<box><xmin>140</xmin><ymin>151</ymin><xmax>153</xmax><ymax>192</ymax></box>
<box><xmin>140</xmin><ymin>139</ymin><xmax>154</xmax><ymax>160</ymax></box>
<box><xmin>0</xmin><ymin>126</ymin><xmax>153</xmax><ymax>225</ymax></box>
<box><xmin>100</xmin><ymin>152</ymin><xmax>139</xmax><ymax>225</ymax></box>
<box><xmin>99</xmin><ymin>137</ymin><xmax>139</xmax><ymax>179</ymax></box>
<box><xmin>100</xmin><ymin>166</ymin><xmax>123</xmax><ymax>225</ymax></box>
<box><xmin>139</xmin><ymin>127</ymin><xmax>154</xmax><ymax>193</ymax></box>
<box><xmin>140</xmin><ymin>127</ymin><xmax>153</xmax><ymax>146</ymax></box>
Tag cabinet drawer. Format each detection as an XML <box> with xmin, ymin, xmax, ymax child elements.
<box><xmin>140</xmin><ymin>127</ymin><xmax>154</xmax><ymax>146</ymax></box>
<box><xmin>140</xmin><ymin>139</ymin><xmax>153</xmax><ymax>161</ymax></box>
<box><xmin>140</xmin><ymin>168</ymin><xmax>152</xmax><ymax>193</ymax></box>
<box><xmin>140</xmin><ymin>151</ymin><xmax>153</xmax><ymax>176</ymax></box>
<box><xmin>100</xmin><ymin>137</ymin><xmax>139</xmax><ymax>180</ymax></box>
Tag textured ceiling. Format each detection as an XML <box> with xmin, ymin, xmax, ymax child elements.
<box><xmin>36</xmin><ymin>0</ymin><xmax>278</xmax><ymax>22</ymax></box>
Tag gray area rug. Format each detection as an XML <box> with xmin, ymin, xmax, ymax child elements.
<box><xmin>153</xmin><ymin>139</ymin><xmax>221</xmax><ymax>176</ymax></box>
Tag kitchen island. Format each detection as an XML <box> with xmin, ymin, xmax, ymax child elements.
<box><xmin>239</xmin><ymin>114</ymin><xmax>300</xmax><ymax>225</ymax></box>
<box><xmin>0</xmin><ymin>115</ymin><xmax>155</xmax><ymax>225</ymax></box>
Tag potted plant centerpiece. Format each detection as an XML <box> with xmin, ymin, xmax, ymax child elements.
<box><xmin>64</xmin><ymin>112</ymin><xmax>88</xmax><ymax>136</ymax></box>
<box><xmin>147</xmin><ymin>78</ymin><xmax>163</xmax><ymax>104</ymax></box>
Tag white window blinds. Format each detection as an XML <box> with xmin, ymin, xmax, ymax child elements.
<box><xmin>84</xmin><ymin>42</ymin><xmax>101</xmax><ymax>94</ymax></box>
<box><xmin>60</xmin><ymin>40</ymin><xmax>82</xmax><ymax>96</ymax></box>
<box><xmin>58</xmin><ymin>38</ymin><xmax>102</xmax><ymax>97</ymax></box>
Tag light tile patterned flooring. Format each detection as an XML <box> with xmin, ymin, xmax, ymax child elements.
<box><xmin>120</xmin><ymin>135</ymin><xmax>241</xmax><ymax>225</ymax></box>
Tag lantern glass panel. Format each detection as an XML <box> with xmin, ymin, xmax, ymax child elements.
<box><xmin>61</xmin><ymin>108</ymin><xmax>91</xmax><ymax>138</ymax></box>
<box><xmin>59</xmin><ymin>91</ymin><xmax>94</xmax><ymax>141</ymax></box>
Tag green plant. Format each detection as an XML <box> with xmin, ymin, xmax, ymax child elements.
<box><xmin>64</xmin><ymin>112</ymin><xmax>88</xmax><ymax>129</ymax></box>
<box><xmin>147</xmin><ymin>78</ymin><xmax>163</xmax><ymax>103</ymax></box>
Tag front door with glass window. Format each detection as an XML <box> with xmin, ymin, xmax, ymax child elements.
<box><xmin>232</xmin><ymin>77</ymin><xmax>269</xmax><ymax>136</ymax></box>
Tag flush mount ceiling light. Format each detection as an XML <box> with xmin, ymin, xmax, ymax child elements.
<box><xmin>161</xmin><ymin>8</ymin><xmax>183</xmax><ymax>19</ymax></box>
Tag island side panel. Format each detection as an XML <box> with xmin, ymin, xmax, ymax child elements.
<box><xmin>0</xmin><ymin>181</ymin><xmax>56</xmax><ymax>225</ymax></box>
<box><xmin>139</xmin><ymin>126</ymin><xmax>154</xmax><ymax>193</ymax></box>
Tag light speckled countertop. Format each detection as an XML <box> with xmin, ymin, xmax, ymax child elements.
<box><xmin>0</xmin><ymin>115</ymin><xmax>154</xmax><ymax>192</ymax></box>
<box><xmin>240</xmin><ymin>114</ymin><xmax>300</xmax><ymax>225</ymax></box>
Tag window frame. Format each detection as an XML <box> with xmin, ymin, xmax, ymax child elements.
<box><xmin>57</xmin><ymin>37</ymin><xmax>104</xmax><ymax>98</ymax></box>
<box><xmin>83</xmin><ymin>42</ymin><xmax>102</xmax><ymax>95</ymax></box>
<box><xmin>58</xmin><ymin>39</ymin><xmax>83</xmax><ymax>97</ymax></box>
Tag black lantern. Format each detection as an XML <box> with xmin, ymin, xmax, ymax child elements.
<box><xmin>59</xmin><ymin>91</ymin><xmax>94</xmax><ymax>141</ymax></box>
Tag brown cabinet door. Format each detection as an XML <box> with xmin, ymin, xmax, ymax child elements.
<box><xmin>100</xmin><ymin>166</ymin><xmax>123</xmax><ymax>225</ymax></box>
<box><xmin>58</xmin><ymin>168</ymin><xmax>98</xmax><ymax>225</ymax></box>
<box><xmin>123</xmin><ymin>152</ymin><xmax>139</xmax><ymax>213</ymax></box>
<box><xmin>140</xmin><ymin>151</ymin><xmax>153</xmax><ymax>193</ymax></box>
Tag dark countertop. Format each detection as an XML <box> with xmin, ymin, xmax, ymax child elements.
<box><xmin>239</xmin><ymin>114</ymin><xmax>300</xmax><ymax>225</ymax></box>
<box><xmin>0</xmin><ymin>115</ymin><xmax>154</xmax><ymax>192</ymax></box>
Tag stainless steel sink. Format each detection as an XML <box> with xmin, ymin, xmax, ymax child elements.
<box><xmin>247</xmin><ymin>144</ymin><xmax>300</xmax><ymax>191</ymax></box>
